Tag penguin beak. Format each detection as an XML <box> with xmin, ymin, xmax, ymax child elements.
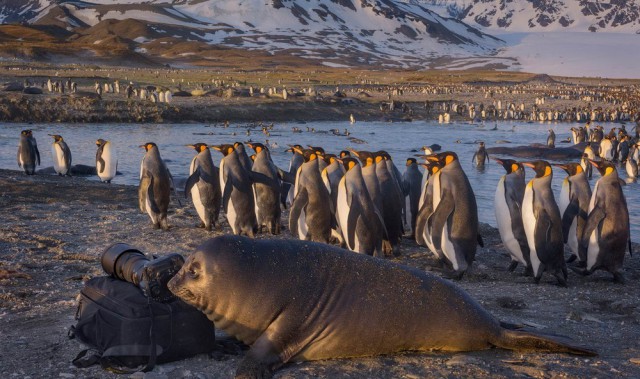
<box><xmin>522</xmin><ymin>162</ymin><xmax>535</xmax><ymax>169</ymax></box>
<box><xmin>492</xmin><ymin>157</ymin><xmax>503</xmax><ymax>165</ymax></box>
<box><xmin>138</xmin><ymin>144</ymin><xmax>146</xmax><ymax>149</ymax></box>
<box><xmin>588</xmin><ymin>159</ymin><xmax>600</xmax><ymax>168</ymax></box>
<box><xmin>186</xmin><ymin>144</ymin><xmax>195</xmax><ymax>149</ymax></box>
<box><xmin>553</xmin><ymin>163</ymin><xmax>567</xmax><ymax>170</ymax></box>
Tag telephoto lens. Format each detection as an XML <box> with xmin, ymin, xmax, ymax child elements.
<box><xmin>101</xmin><ymin>243</ymin><xmax>185</xmax><ymax>302</ymax></box>
<box><xmin>101</xmin><ymin>243</ymin><xmax>149</xmax><ymax>286</ymax></box>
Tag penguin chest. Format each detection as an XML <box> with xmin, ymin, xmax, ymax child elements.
<box><xmin>189</xmin><ymin>158</ymin><xmax>206</xmax><ymax>223</ymax></box>
<box><xmin>586</xmin><ymin>182</ymin><xmax>601</xmax><ymax>270</ymax></box>
<box><xmin>495</xmin><ymin>177</ymin><xmax>525</xmax><ymax>265</ymax></box>
<box><xmin>52</xmin><ymin>144</ymin><xmax>67</xmax><ymax>174</ymax></box>
<box><xmin>522</xmin><ymin>184</ymin><xmax>540</xmax><ymax>275</ymax></box>
<box><xmin>336</xmin><ymin>178</ymin><xmax>352</xmax><ymax>250</ymax></box>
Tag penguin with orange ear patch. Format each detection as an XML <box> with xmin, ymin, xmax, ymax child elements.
<box><xmin>577</xmin><ymin>160</ymin><xmax>631</xmax><ymax>283</ymax></box>
<box><xmin>521</xmin><ymin>160</ymin><xmax>567</xmax><ymax>286</ymax></box>
<box><xmin>288</xmin><ymin>147</ymin><xmax>333</xmax><ymax>243</ymax></box>
<box><xmin>247</xmin><ymin>142</ymin><xmax>281</xmax><ymax>235</ymax></box>
<box><xmin>424</xmin><ymin>152</ymin><xmax>479</xmax><ymax>278</ymax></box>
<box><xmin>554</xmin><ymin>162</ymin><xmax>591</xmax><ymax>265</ymax></box>
<box><xmin>185</xmin><ymin>143</ymin><xmax>220</xmax><ymax>231</ymax></box>
<box><xmin>211</xmin><ymin>144</ymin><xmax>257</xmax><ymax>237</ymax></box>
<box><xmin>494</xmin><ymin>158</ymin><xmax>530</xmax><ymax>274</ymax></box>
<box><xmin>139</xmin><ymin>142</ymin><xmax>171</xmax><ymax>230</ymax></box>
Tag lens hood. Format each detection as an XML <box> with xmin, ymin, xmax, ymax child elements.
<box><xmin>101</xmin><ymin>243</ymin><xmax>145</xmax><ymax>277</ymax></box>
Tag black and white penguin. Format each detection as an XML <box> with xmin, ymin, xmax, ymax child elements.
<box><xmin>414</xmin><ymin>160</ymin><xmax>443</xmax><ymax>258</ymax></box>
<box><xmin>336</xmin><ymin>157</ymin><xmax>387</xmax><ymax>257</ymax></box>
<box><xmin>287</xmin><ymin>148</ymin><xmax>333</xmax><ymax>243</ymax></box>
<box><xmin>247</xmin><ymin>142</ymin><xmax>281</xmax><ymax>235</ymax></box>
<box><xmin>521</xmin><ymin>160</ymin><xmax>567</xmax><ymax>286</ymax></box>
<box><xmin>494</xmin><ymin>158</ymin><xmax>530</xmax><ymax>273</ymax></box>
<box><xmin>17</xmin><ymin>130</ymin><xmax>39</xmax><ymax>175</ymax></box>
<box><xmin>579</xmin><ymin>160</ymin><xmax>631</xmax><ymax>282</ymax></box>
<box><xmin>211</xmin><ymin>144</ymin><xmax>257</xmax><ymax>237</ymax></box>
<box><xmin>95</xmin><ymin>139</ymin><xmax>118</xmax><ymax>183</ymax></box>
<box><xmin>472</xmin><ymin>141</ymin><xmax>490</xmax><ymax>168</ymax></box>
<box><xmin>424</xmin><ymin>152</ymin><xmax>479</xmax><ymax>278</ymax></box>
<box><xmin>281</xmin><ymin>144</ymin><xmax>304</xmax><ymax>208</ymax></box>
<box><xmin>547</xmin><ymin>129</ymin><xmax>556</xmax><ymax>148</ymax></box>
<box><xmin>233</xmin><ymin>142</ymin><xmax>253</xmax><ymax>173</ymax></box>
<box><xmin>49</xmin><ymin>134</ymin><xmax>72</xmax><ymax>176</ymax></box>
<box><xmin>402</xmin><ymin>158</ymin><xmax>423</xmax><ymax>237</ymax></box>
<box><xmin>373</xmin><ymin>151</ymin><xmax>404</xmax><ymax>254</ymax></box>
<box><xmin>139</xmin><ymin>142</ymin><xmax>171</xmax><ymax>230</ymax></box>
<box><xmin>555</xmin><ymin>163</ymin><xmax>592</xmax><ymax>264</ymax></box>
<box><xmin>581</xmin><ymin>142</ymin><xmax>596</xmax><ymax>179</ymax></box>
<box><xmin>185</xmin><ymin>143</ymin><xmax>221</xmax><ymax>231</ymax></box>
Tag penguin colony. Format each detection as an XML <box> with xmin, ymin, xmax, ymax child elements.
<box><xmin>15</xmin><ymin>125</ymin><xmax>633</xmax><ymax>283</ymax></box>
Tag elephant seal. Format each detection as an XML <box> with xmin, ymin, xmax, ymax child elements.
<box><xmin>168</xmin><ymin>236</ymin><xmax>595</xmax><ymax>378</ymax></box>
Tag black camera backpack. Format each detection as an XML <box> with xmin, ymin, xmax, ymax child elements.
<box><xmin>69</xmin><ymin>276</ymin><xmax>217</xmax><ymax>373</ymax></box>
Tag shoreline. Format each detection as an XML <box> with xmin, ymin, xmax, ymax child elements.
<box><xmin>1</xmin><ymin>168</ymin><xmax>639</xmax><ymax>378</ymax></box>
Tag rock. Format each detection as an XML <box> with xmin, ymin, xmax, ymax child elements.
<box><xmin>496</xmin><ymin>296</ymin><xmax>527</xmax><ymax>310</ymax></box>
<box><xmin>446</xmin><ymin>356</ymin><xmax>481</xmax><ymax>367</ymax></box>
<box><xmin>58</xmin><ymin>374</ymin><xmax>74</xmax><ymax>378</ymax></box>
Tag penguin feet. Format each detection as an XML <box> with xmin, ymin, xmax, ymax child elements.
<box><xmin>612</xmin><ymin>272</ymin><xmax>626</xmax><ymax>284</ymax></box>
<box><xmin>523</xmin><ymin>266</ymin><xmax>534</xmax><ymax>277</ymax></box>
<box><xmin>569</xmin><ymin>266</ymin><xmax>591</xmax><ymax>276</ymax></box>
<box><xmin>554</xmin><ymin>273</ymin><xmax>568</xmax><ymax>287</ymax></box>
<box><xmin>507</xmin><ymin>261</ymin><xmax>518</xmax><ymax>272</ymax></box>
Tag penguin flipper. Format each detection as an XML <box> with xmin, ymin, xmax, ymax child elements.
<box><xmin>581</xmin><ymin>206</ymin><xmax>605</xmax><ymax>249</ymax></box>
<box><xmin>414</xmin><ymin>205</ymin><xmax>429</xmax><ymax>246</ymax></box>
<box><xmin>428</xmin><ymin>191</ymin><xmax>455</xmax><ymax>252</ymax></box>
<box><xmin>16</xmin><ymin>145</ymin><xmax>21</xmax><ymax>167</ymax></box>
<box><xmin>166</xmin><ymin>167</ymin><xmax>182</xmax><ymax>207</ymax></box>
<box><xmin>346</xmin><ymin>198</ymin><xmax>362</xmax><ymax>251</ymax></box>
<box><xmin>35</xmin><ymin>146</ymin><xmax>40</xmax><ymax>166</ymax></box>
<box><xmin>561</xmin><ymin>200</ymin><xmax>580</xmax><ymax>243</ymax></box>
<box><xmin>64</xmin><ymin>145</ymin><xmax>72</xmax><ymax>170</ymax></box>
<box><xmin>98</xmin><ymin>157</ymin><xmax>106</xmax><ymax>174</ymax></box>
<box><xmin>139</xmin><ymin>175</ymin><xmax>150</xmax><ymax>213</ymax></box>
<box><xmin>143</xmin><ymin>171</ymin><xmax>160</xmax><ymax>214</ymax></box>
<box><xmin>185</xmin><ymin>167</ymin><xmax>201</xmax><ymax>199</ymax></box>
<box><xmin>221</xmin><ymin>175</ymin><xmax>233</xmax><ymax>215</ymax></box>
<box><xmin>289</xmin><ymin>187</ymin><xmax>308</xmax><ymax>236</ymax></box>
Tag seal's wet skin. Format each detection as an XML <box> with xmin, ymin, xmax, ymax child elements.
<box><xmin>168</xmin><ymin>236</ymin><xmax>596</xmax><ymax>379</ymax></box>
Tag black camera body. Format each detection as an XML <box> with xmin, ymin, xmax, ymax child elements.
<box><xmin>101</xmin><ymin>243</ymin><xmax>185</xmax><ymax>303</ymax></box>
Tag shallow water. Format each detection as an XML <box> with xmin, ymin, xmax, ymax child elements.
<box><xmin>2</xmin><ymin>120</ymin><xmax>638</xmax><ymax>241</ymax></box>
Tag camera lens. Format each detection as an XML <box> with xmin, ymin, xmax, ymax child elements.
<box><xmin>101</xmin><ymin>243</ymin><xmax>150</xmax><ymax>285</ymax></box>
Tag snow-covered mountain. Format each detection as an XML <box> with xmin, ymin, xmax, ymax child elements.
<box><xmin>418</xmin><ymin>0</ymin><xmax>640</xmax><ymax>33</ymax></box>
<box><xmin>0</xmin><ymin>0</ymin><xmax>504</xmax><ymax>68</ymax></box>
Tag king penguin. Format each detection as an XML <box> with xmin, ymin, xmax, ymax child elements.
<box><xmin>579</xmin><ymin>160</ymin><xmax>631</xmax><ymax>282</ymax></box>
<box><xmin>17</xmin><ymin>130</ymin><xmax>39</xmax><ymax>175</ymax></box>
<box><xmin>521</xmin><ymin>160</ymin><xmax>567</xmax><ymax>286</ymax></box>
<box><xmin>247</xmin><ymin>142</ymin><xmax>281</xmax><ymax>235</ymax></box>
<box><xmin>374</xmin><ymin>151</ymin><xmax>404</xmax><ymax>254</ymax></box>
<box><xmin>424</xmin><ymin>152</ymin><xmax>479</xmax><ymax>278</ymax></box>
<box><xmin>139</xmin><ymin>142</ymin><xmax>171</xmax><ymax>230</ymax></box>
<box><xmin>287</xmin><ymin>147</ymin><xmax>333</xmax><ymax>243</ymax></box>
<box><xmin>402</xmin><ymin>158</ymin><xmax>423</xmax><ymax>238</ymax></box>
<box><xmin>414</xmin><ymin>159</ymin><xmax>443</xmax><ymax>259</ymax></box>
<box><xmin>472</xmin><ymin>141</ymin><xmax>490</xmax><ymax>168</ymax></box>
<box><xmin>211</xmin><ymin>144</ymin><xmax>257</xmax><ymax>237</ymax></box>
<box><xmin>185</xmin><ymin>143</ymin><xmax>221</xmax><ymax>231</ymax></box>
<box><xmin>494</xmin><ymin>158</ymin><xmax>531</xmax><ymax>274</ymax></box>
<box><xmin>95</xmin><ymin>139</ymin><xmax>118</xmax><ymax>183</ymax></box>
<box><xmin>281</xmin><ymin>144</ymin><xmax>304</xmax><ymax>208</ymax></box>
<box><xmin>555</xmin><ymin>162</ymin><xmax>592</xmax><ymax>264</ymax></box>
<box><xmin>336</xmin><ymin>157</ymin><xmax>387</xmax><ymax>257</ymax></box>
<box><xmin>49</xmin><ymin>134</ymin><xmax>72</xmax><ymax>176</ymax></box>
